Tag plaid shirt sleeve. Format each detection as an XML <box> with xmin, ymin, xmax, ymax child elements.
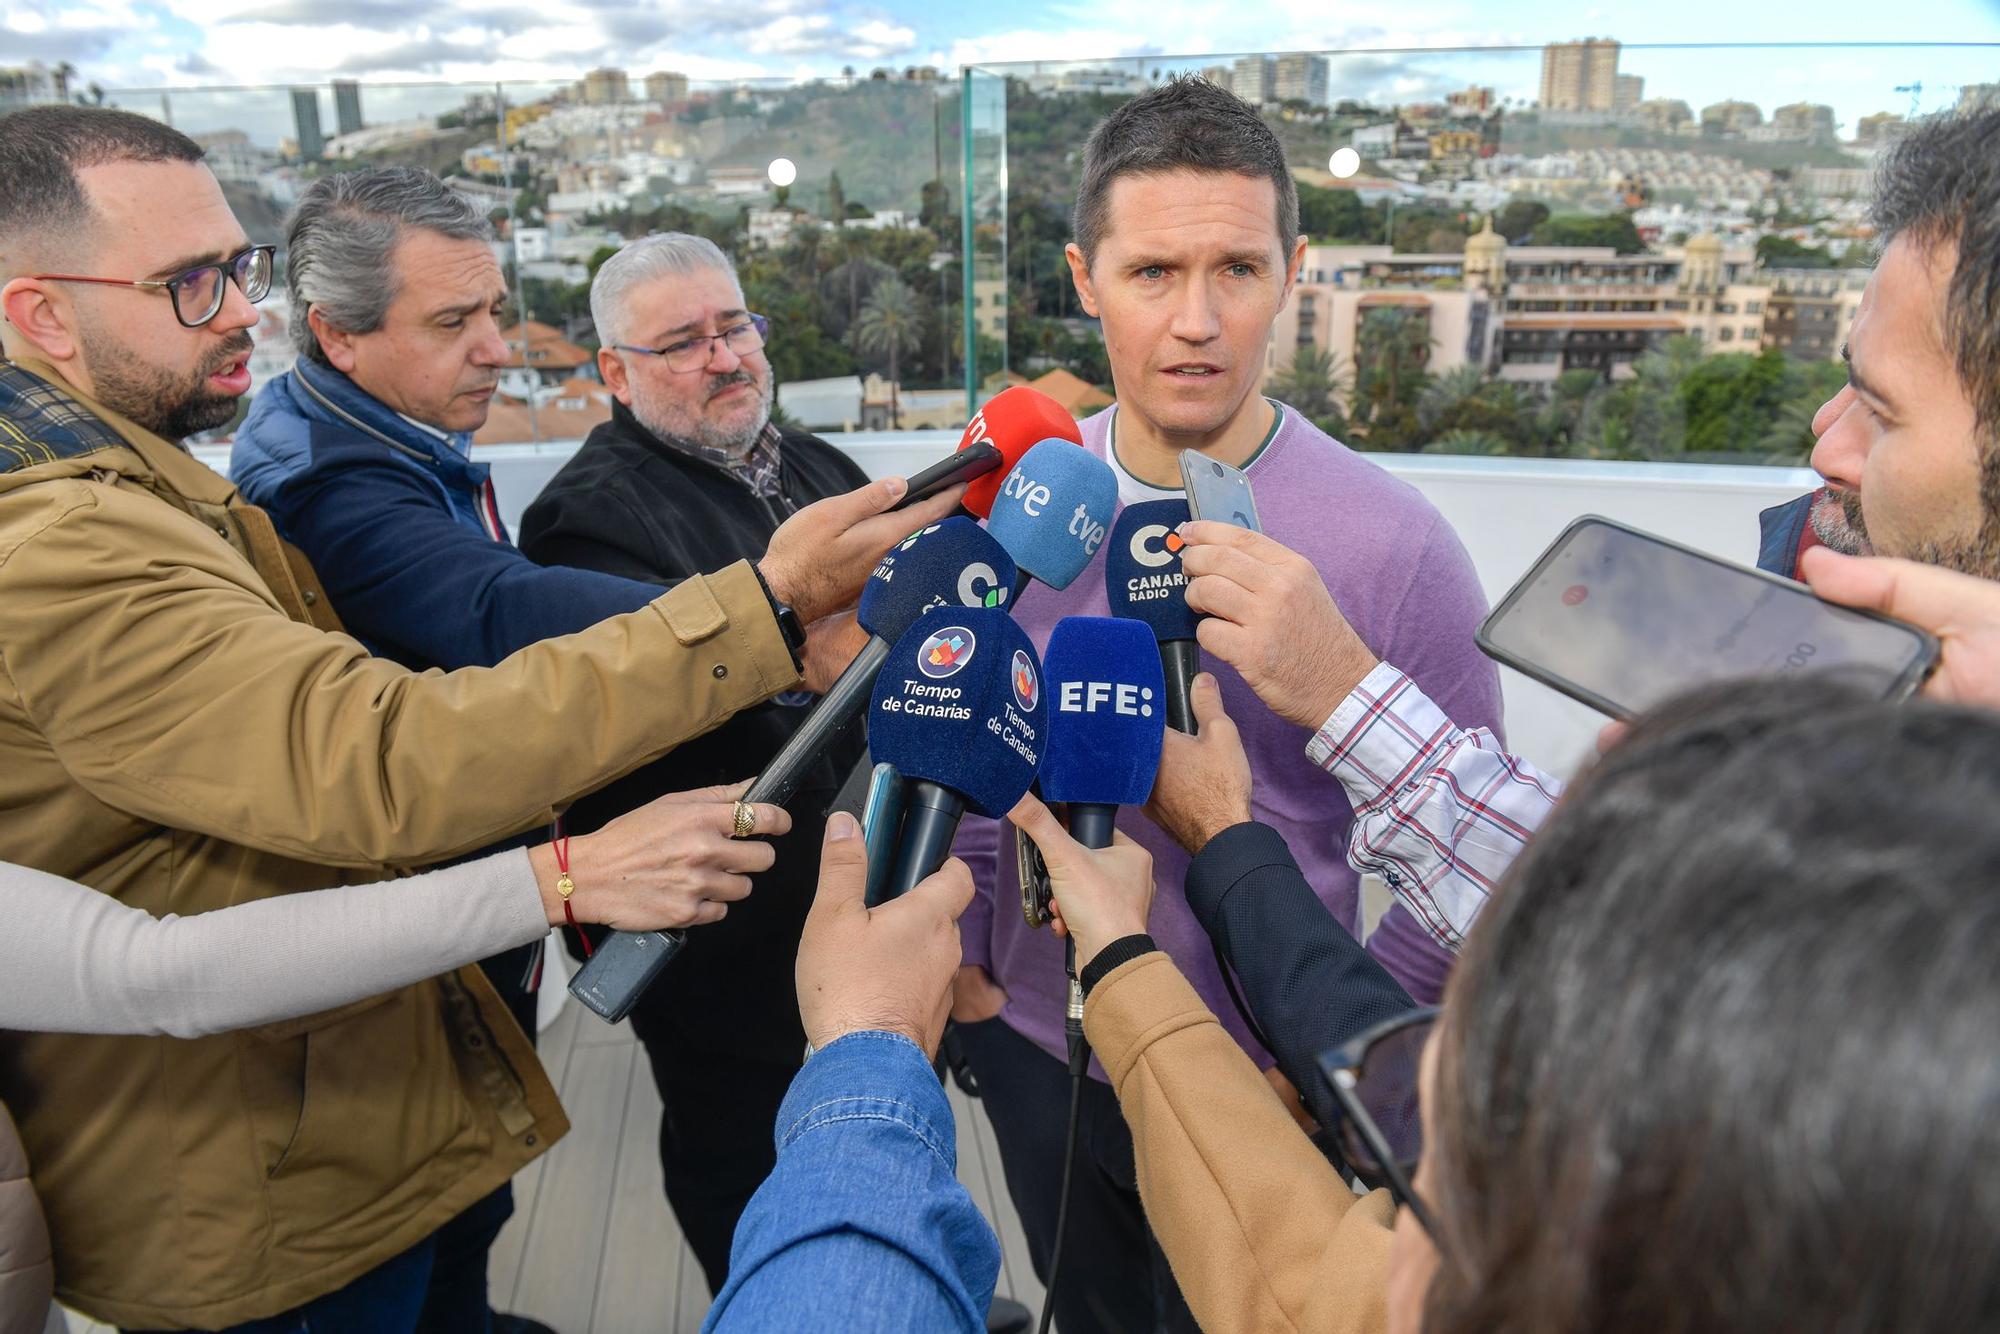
<box><xmin>1305</xmin><ymin>662</ymin><xmax>1564</xmax><ymax>951</ymax></box>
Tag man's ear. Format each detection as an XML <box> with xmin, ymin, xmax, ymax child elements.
<box><xmin>0</xmin><ymin>278</ymin><xmax>81</xmax><ymax>363</ymax></box>
<box><xmin>1065</xmin><ymin>242</ymin><xmax>1099</xmax><ymax>319</ymax></box>
<box><xmin>1281</xmin><ymin>233</ymin><xmax>1308</xmax><ymax>302</ymax></box>
<box><xmin>598</xmin><ymin>345</ymin><xmax>633</xmax><ymax>404</ymax></box>
<box><xmin>306</xmin><ymin>306</ymin><xmax>359</xmax><ymax>374</ymax></box>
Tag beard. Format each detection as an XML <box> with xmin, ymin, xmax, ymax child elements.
<box><xmin>1807</xmin><ymin>487</ymin><xmax>1871</xmax><ymax>556</ymax></box>
<box><xmin>79</xmin><ymin>320</ymin><xmax>251</xmax><ymax>442</ymax></box>
<box><xmin>1810</xmin><ymin>471</ymin><xmax>2000</xmax><ymax>580</ymax></box>
<box><xmin>630</xmin><ymin>367</ymin><xmax>773</xmax><ymax>458</ymax></box>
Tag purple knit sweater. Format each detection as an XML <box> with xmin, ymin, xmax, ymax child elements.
<box><xmin>952</xmin><ymin>403</ymin><xmax>1503</xmax><ymax>1075</ymax></box>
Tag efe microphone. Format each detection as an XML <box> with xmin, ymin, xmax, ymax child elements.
<box><xmin>1105</xmin><ymin>499</ymin><xmax>1199</xmax><ymax>734</ymax></box>
<box><xmin>568</xmin><ymin>518</ymin><xmax>1018</xmax><ymax>1023</ymax></box>
<box><xmin>985</xmin><ymin>439</ymin><xmax>1119</xmax><ymax>600</ymax></box>
<box><xmin>868</xmin><ymin>606</ymin><xmax>1047</xmax><ymax>901</ymax></box>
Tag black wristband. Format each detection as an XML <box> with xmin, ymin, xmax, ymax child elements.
<box><xmin>1081</xmin><ymin>934</ymin><xmax>1159</xmax><ymax>998</ymax></box>
<box><xmin>751</xmin><ymin>564</ymin><xmax>806</xmax><ymax>670</ymax></box>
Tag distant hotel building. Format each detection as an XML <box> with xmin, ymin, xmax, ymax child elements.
<box><xmin>290</xmin><ymin>88</ymin><xmax>324</xmax><ymax>161</ymax></box>
<box><xmin>333</xmin><ymin>79</ymin><xmax>364</xmax><ymax>136</ymax></box>
<box><xmin>1269</xmin><ymin>222</ymin><xmax>1854</xmax><ymax>398</ymax></box>
<box><xmin>1272</xmin><ymin>54</ymin><xmax>1328</xmax><ymax>107</ymax></box>
<box><xmin>1539</xmin><ymin>39</ymin><xmax>1621</xmax><ymax>112</ymax></box>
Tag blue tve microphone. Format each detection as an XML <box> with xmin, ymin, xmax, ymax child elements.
<box><xmin>1040</xmin><ymin>616</ymin><xmax>1168</xmax><ymax>851</ymax></box>
<box><xmin>869</xmin><ymin>605</ymin><xmax>1047</xmax><ymax>900</ymax></box>
<box><xmin>984</xmin><ymin>439</ymin><xmax>1119</xmax><ymax>598</ymax></box>
<box><xmin>569</xmin><ymin>518</ymin><xmax>1016</xmax><ymax>1023</ymax></box>
<box><xmin>1105</xmin><ymin>499</ymin><xmax>1199</xmax><ymax>735</ymax></box>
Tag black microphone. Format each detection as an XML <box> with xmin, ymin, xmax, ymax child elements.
<box><xmin>1106</xmin><ymin>499</ymin><xmax>1199</xmax><ymax>735</ymax></box>
<box><xmin>568</xmin><ymin>518</ymin><xmax>1018</xmax><ymax>1023</ymax></box>
<box><xmin>869</xmin><ymin>606</ymin><xmax>1047</xmax><ymax>900</ymax></box>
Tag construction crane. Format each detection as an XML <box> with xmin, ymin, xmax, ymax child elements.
<box><xmin>1894</xmin><ymin>81</ymin><xmax>1962</xmax><ymax>118</ymax></box>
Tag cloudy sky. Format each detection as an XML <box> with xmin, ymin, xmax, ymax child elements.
<box><xmin>7</xmin><ymin>0</ymin><xmax>1996</xmax><ymax>142</ymax></box>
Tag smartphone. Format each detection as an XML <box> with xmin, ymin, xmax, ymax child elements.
<box><xmin>1179</xmin><ymin>450</ymin><xmax>1262</xmax><ymax>532</ymax></box>
<box><xmin>1477</xmin><ymin>516</ymin><xmax>1939</xmax><ymax>719</ymax></box>
<box><xmin>891</xmin><ymin>441</ymin><xmax>1004</xmax><ymax>512</ymax></box>
<box><xmin>860</xmin><ymin>762</ymin><xmax>905</xmax><ymax>907</ymax></box>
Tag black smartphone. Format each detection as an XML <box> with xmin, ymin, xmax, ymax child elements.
<box><xmin>1477</xmin><ymin>516</ymin><xmax>1939</xmax><ymax>719</ymax></box>
<box><xmin>891</xmin><ymin>441</ymin><xmax>1004</xmax><ymax>512</ymax></box>
<box><xmin>860</xmin><ymin>762</ymin><xmax>905</xmax><ymax>907</ymax></box>
<box><xmin>1179</xmin><ymin>450</ymin><xmax>1262</xmax><ymax>532</ymax></box>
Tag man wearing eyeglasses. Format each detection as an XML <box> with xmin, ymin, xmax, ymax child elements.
<box><xmin>508</xmin><ymin>234</ymin><xmax>886</xmax><ymax>1301</ymax></box>
<box><xmin>0</xmin><ymin>110</ymin><xmax>955</xmax><ymax>1334</ymax></box>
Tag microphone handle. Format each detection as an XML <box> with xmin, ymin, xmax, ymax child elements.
<box><xmin>744</xmin><ymin>634</ymin><xmax>890</xmax><ymax>806</ymax></box>
<box><xmin>882</xmin><ymin>780</ymin><xmax>966</xmax><ymax>901</ymax></box>
<box><xmin>1161</xmin><ymin>639</ymin><xmax>1200</xmax><ymax>736</ymax></box>
<box><xmin>572</xmin><ymin>634</ymin><xmax>893</xmax><ymax>1022</ymax></box>
<box><xmin>1066</xmin><ymin>802</ymin><xmax>1118</xmax><ymax>851</ymax></box>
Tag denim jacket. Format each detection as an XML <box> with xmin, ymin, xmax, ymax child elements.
<box><xmin>705</xmin><ymin>1032</ymin><xmax>1000</xmax><ymax>1332</ymax></box>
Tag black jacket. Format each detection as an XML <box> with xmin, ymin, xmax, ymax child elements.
<box><xmin>519</xmin><ymin>403</ymin><xmax>871</xmax><ymax>1060</ymax></box>
<box><xmin>1182</xmin><ymin>822</ymin><xmax>1416</xmax><ymax>1131</ymax></box>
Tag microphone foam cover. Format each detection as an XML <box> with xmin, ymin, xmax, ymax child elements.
<box><xmin>958</xmin><ymin>386</ymin><xmax>1084</xmax><ymax>519</ymax></box>
<box><xmin>1039</xmin><ymin>616</ymin><xmax>1167</xmax><ymax>807</ymax></box>
<box><xmin>1105</xmin><ymin>499</ymin><xmax>1197</xmax><ymax>643</ymax></box>
<box><xmin>857</xmin><ymin>516</ymin><xmax>1018</xmax><ymax>642</ymax></box>
<box><xmin>985</xmin><ymin>440</ymin><xmax>1119</xmax><ymax>591</ymax></box>
<box><xmin>870</xmin><ymin>606</ymin><xmax>1047</xmax><ymax>818</ymax></box>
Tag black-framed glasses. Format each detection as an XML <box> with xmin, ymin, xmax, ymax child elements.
<box><xmin>1319</xmin><ymin>1006</ymin><xmax>1442</xmax><ymax>1237</ymax></box>
<box><xmin>614</xmin><ymin>313</ymin><xmax>769</xmax><ymax>373</ymax></box>
<box><xmin>32</xmin><ymin>244</ymin><xmax>275</xmax><ymax>329</ymax></box>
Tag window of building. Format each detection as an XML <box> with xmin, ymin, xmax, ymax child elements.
<box><xmin>1718</xmin><ymin>326</ymin><xmax>1734</xmax><ymax>342</ymax></box>
<box><xmin>1742</xmin><ymin>326</ymin><xmax>1759</xmax><ymax>341</ymax></box>
<box><xmin>1746</xmin><ymin>300</ymin><xmax>1763</xmax><ymax>314</ymax></box>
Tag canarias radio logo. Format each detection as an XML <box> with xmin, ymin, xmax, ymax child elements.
<box><xmin>919</xmin><ymin>626</ymin><xmax>976</xmax><ymax>678</ymax></box>
<box><xmin>1011</xmin><ymin>649</ymin><xmax>1040</xmax><ymax>711</ymax></box>
<box><xmin>1129</xmin><ymin>524</ymin><xmax>1186</xmax><ymax>568</ymax></box>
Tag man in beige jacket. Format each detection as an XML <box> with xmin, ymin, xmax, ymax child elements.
<box><xmin>0</xmin><ymin>105</ymin><xmax>954</xmax><ymax>1331</ymax></box>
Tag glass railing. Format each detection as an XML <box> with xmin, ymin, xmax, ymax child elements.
<box><xmin>961</xmin><ymin>43</ymin><xmax>1996</xmax><ymax>465</ymax></box>
<box><xmin>77</xmin><ymin>72</ymin><xmax>971</xmax><ymax>444</ymax></box>
<box><xmin>50</xmin><ymin>44</ymin><xmax>2000</xmax><ymax>456</ymax></box>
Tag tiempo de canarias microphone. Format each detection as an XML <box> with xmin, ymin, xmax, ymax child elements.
<box><xmin>892</xmin><ymin>384</ymin><xmax>1083</xmax><ymax>515</ymax></box>
<box><xmin>870</xmin><ymin>606</ymin><xmax>1047</xmax><ymax>901</ymax></box>
<box><xmin>567</xmin><ymin>518</ymin><xmax>1016</xmax><ymax>1023</ymax></box>
<box><xmin>984</xmin><ymin>439</ymin><xmax>1119</xmax><ymax>598</ymax></box>
<box><xmin>1105</xmin><ymin>499</ymin><xmax>1198</xmax><ymax>734</ymax></box>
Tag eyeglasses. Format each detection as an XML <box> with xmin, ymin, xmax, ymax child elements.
<box><xmin>614</xmin><ymin>314</ymin><xmax>769</xmax><ymax>374</ymax></box>
<box><xmin>31</xmin><ymin>244</ymin><xmax>276</xmax><ymax>329</ymax></box>
<box><xmin>1318</xmin><ymin>1006</ymin><xmax>1442</xmax><ymax>1237</ymax></box>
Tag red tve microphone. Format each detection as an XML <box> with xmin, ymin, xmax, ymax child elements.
<box><xmin>933</xmin><ymin>386</ymin><xmax>1084</xmax><ymax>519</ymax></box>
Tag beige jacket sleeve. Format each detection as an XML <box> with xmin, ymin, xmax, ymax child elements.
<box><xmin>1085</xmin><ymin>953</ymin><xmax>1398</xmax><ymax>1334</ymax></box>
<box><xmin>0</xmin><ymin>478</ymin><xmax>800</xmax><ymax>868</ymax></box>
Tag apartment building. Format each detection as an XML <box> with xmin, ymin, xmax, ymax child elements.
<box><xmin>1538</xmin><ymin>39</ymin><xmax>1621</xmax><ymax>112</ymax></box>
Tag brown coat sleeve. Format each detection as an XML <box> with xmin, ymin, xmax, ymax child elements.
<box><xmin>1085</xmin><ymin>953</ymin><xmax>1397</xmax><ymax>1334</ymax></box>
<box><xmin>0</xmin><ymin>1102</ymin><xmax>53</xmax><ymax>1334</ymax></box>
<box><xmin>0</xmin><ymin>479</ymin><xmax>800</xmax><ymax>869</ymax></box>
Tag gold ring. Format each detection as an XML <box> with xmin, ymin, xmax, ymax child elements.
<box><xmin>731</xmin><ymin>800</ymin><xmax>758</xmax><ymax>839</ymax></box>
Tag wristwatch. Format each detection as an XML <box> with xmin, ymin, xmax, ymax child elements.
<box><xmin>753</xmin><ymin>566</ymin><xmax>807</xmax><ymax>671</ymax></box>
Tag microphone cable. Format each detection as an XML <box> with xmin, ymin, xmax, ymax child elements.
<box><xmin>1037</xmin><ymin>934</ymin><xmax>1089</xmax><ymax>1334</ymax></box>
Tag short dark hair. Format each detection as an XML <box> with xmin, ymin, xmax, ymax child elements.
<box><xmin>1425</xmin><ymin>676</ymin><xmax>2000</xmax><ymax>1333</ymax></box>
<box><xmin>1870</xmin><ymin>107</ymin><xmax>2000</xmax><ymax>454</ymax></box>
<box><xmin>1072</xmin><ymin>76</ymin><xmax>1298</xmax><ymax>268</ymax></box>
<box><xmin>0</xmin><ymin>105</ymin><xmax>205</xmax><ymax>272</ymax></box>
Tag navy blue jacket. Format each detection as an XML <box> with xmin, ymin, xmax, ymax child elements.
<box><xmin>1757</xmin><ymin>489</ymin><xmax>1820</xmax><ymax>580</ymax></box>
<box><xmin>230</xmin><ymin>359</ymin><xmax>663</xmax><ymax>670</ymax></box>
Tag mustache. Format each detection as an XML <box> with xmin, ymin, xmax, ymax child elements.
<box><xmin>707</xmin><ymin>369</ymin><xmax>758</xmax><ymax>399</ymax></box>
<box><xmin>202</xmin><ymin>332</ymin><xmax>255</xmax><ymax>375</ymax></box>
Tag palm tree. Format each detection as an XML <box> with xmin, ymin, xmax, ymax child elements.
<box><xmin>1268</xmin><ymin>347</ymin><xmax>1352</xmax><ymax>435</ymax></box>
<box><xmin>850</xmin><ymin>277</ymin><xmax>924</xmax><ymax>428</ymax></box>
<box><xmin>1757</xmin><ymin>395</ymin><xmax>1821</xmax><ymax>462</ymax></box>
<box><xmin>1417</xmin><ymin>364</ymin><xmax>1486</xmax><ymax>434</ymax></box>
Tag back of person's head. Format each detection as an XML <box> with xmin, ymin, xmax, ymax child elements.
<box><xmin>1071</xmin><ymin>76</ymin><xmax>1297</xmax><ymax>268</ymax></box>
<box><xmin>1426</xmin><ymin>676</ymin><xmax>2000</xmax><ymax>1334</ymax></box>
<box><xmin>1870</xmin><ymin>107</ymin><xmax>2000</xmax><ymax>462</ymax></box>
<box><xmin>0</xmin><ymin>104</ymin><xmax>204</xmax><ymax>278</ymax></box>
<box><xmin>588</xmin><ymin>231</ymin><xmax>740</xmax><ymax>348</ymax></box>
<box><xmin>285</xmin><ymin>166</ymin><xmax>491</xmax><ymax>365</ymax></box>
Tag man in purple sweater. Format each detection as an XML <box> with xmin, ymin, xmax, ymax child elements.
<box><xmin>947</xmin><ymin>77</ymin><xmax>1501</xmax><ymax>1333</ymax></box>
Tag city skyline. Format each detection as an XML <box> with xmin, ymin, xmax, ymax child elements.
<box><xmin>5</xmin><ymin>0</ymin><xmax>1995</xmax><ymax>137</ymax></box>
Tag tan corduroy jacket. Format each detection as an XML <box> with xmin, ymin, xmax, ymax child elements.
<box><xmin>0</xmin><ymin>359</ymin><xmax>801</xmax><ymax>1329</ymax></box>
<box><xmin>0</xmin><ymin>1104</ymin><xmax>51</xmax><ymax>1334</ymax></box>
<box><xmin>1086</xmin><ymin>953</ymin><xmax>1400</xmax><ymax>1334</ymax></box>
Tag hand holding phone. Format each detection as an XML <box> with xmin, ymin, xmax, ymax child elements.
<box><xmin>1179</xmin><ymin>450</ymin><xmax>1262</xmax><ymax>533</ymax></box>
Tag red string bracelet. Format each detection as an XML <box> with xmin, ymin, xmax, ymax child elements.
<box><xmin>553</xmin><ymin>820</ymin><xmax>591</xmax><ymax>958</ymax></box>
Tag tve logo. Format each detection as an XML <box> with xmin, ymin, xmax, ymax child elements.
<box><xmin>1069</xmin><ymin>504</ymin><xmax>1107</xmax><ymax>558</ymax></box>
<box><xmin>1000</xmin><ymin>469</ymin><xmax>1050</xmax><ymax>517</ymax></box>
<box><xmin>1127</xmin><ymin>523</ymin><xmax>1185</xmax><ymax>569</ymax></box>
<box><xmin>1058</xmin><ymin>681</ymin><xmax>1155</xmax><ymax>717</ymax></box>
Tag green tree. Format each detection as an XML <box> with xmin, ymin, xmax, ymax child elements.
<box><xmin>1351</xmin><ymin>307</ymin><xmax>1435</xmax><ymax>447</ymax></box>
<box><xmin>825</xmin><ymin>170</ymin><xmax>847</xmax><ymax>225</ymax></box>
<box><xmin>1755</xmin><ymin>235</ymin><xmax>1835</xmax><ymax>269</ymax></box>
<box><xmin>849</xmin><ymin>276</ymin><xmax>925</xmax><ymax>426</ymax></box>
<box><xmin>1268</xmin><ymin>347</ymin><xmax>1352</xmax><ymax>438</ymax></box>
<box><xmin>1530</xmin><ymin>212</ymin><xmax>1645</xmax><ymax>253</ymax></box>
<box><xmin>1494</xmin><ymin>199</ymin><xmax>1550</xmax><ymax>243</ymax></box>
